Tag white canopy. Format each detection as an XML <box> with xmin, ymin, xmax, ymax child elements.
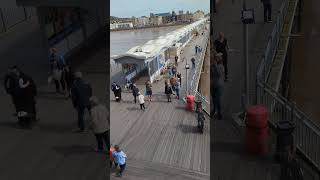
<box><xmin>112</xmin><ymin>18</ymin><xmax>208</xmax><ymax>62</ymax></box>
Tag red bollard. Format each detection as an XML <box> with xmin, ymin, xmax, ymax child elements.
<box><xmin>245</xmin><ymin>105</ymin><xmax>269</xmax><ymax>156</ymax></box>
<box><xmin>186</xmin><ymin>95</ymin><xmax>195</xmax><ymax>111</ymax></box>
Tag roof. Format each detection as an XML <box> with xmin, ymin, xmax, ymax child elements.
<box><xmin>111</xmin><ymin>18</ymin><xmax>208</xmax><ymax>63</ymax></box>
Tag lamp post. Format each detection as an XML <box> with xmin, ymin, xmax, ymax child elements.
<box><xmin>185</xmin><ymin>63</ymin><xmax>190</xmax><ymax>95</ymax></box>
<box><xmin>241</xmin><ymin>1</ymin><xmax>255</xmax><ymax>107</ymax></box>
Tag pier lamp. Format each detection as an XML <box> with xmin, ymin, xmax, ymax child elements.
<box><xmin>185</xmin><ymin>64</ymin><xmax>190</xmax><ymax>94</ymax></box>
<box><xmin>241</xmin><ymin>8</ymin><xmax>255</xmax><ymax>24</ymax></box>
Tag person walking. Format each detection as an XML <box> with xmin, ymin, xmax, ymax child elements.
<box><xmin>115</xmin><ymin>84</ymin><xmax>122</xmax><ymax>101</ymax></box>
<box><xmin>214</xmin><ymin>32</ymin><xmax>229</xmax><ymax>81</ymax></box>
<box><xmin>191</xmin><ymin>56</ymin><xmax>196</xmax><ymax>68</ymax></box>
<box><xmin>49</xmin><ymin>48</ymin><xmax>66</xmax><ymax>94</ymax></box>
<box><xmin>4</xmin><ymin>66</ymin><xmax>20</xmax><ymax>113</ymax></box>
<box><xmin>111</xmin><ymin>82</ymin><xmax>117</xmax><ymax>99</ymax></box>
<box><xmin>145</xmin><ymin>80</ymin><xmax>152</xmax><ymax>101</ymax></box>
<box><xmin>14</xmin><ymin>68</ymin><xmax>38</xmax><ymax>127</ymax></box>
<box><xmin>71</xmin><ymin>72</ymin><xmax>92</xmax><ymax>132</ymax></box>
<box><xmin>165</xmin><ymin>81</ymin><xmax>172</xmax><ymax>102</ymax></box>
<box><xmin>63</xmin><ymin>65</ymin><xmax>74</xmax><ymax>98</ymax></box>
<box><xmin>261</xmin><ymin>0</ymin><xmax>272</xmax><ymax>23</ymax></box>
<box><xmin>172</xmin><ymin>65</ymin><xmax>177</xmax><ymax>77</ymax></box>
<box><xmin>89</xmin><ymin>96</ymin><xmax>109</xmax><ymax>152</ymax></box>
<box><xmin>195</xmin><ymin>45</ymin><xmax>198</xmax><ymax>55</ymax></box>
<box><xmin>174</xmin><ymin>55</ymin><xmax>179</xmax><ymax>66</ymax></box>
<box><xmin>112</xmin><ymin>145</ymin><xmax>127</xmax><ymax>177</ymax></box>
<box><xmin>212</xmin><ymin>56</ymin><xmax>224</xmax><ymax>120</ymax></box>
<box><xmin>175</xmin><ymin>81</ymin><xmax>181</xmax><ymax>99</ymax></box>
<box><xmin>132</xmin><ymin>84</ymin><xmax>139</xmax><ymax>104</ymax></box>
<box><xmin>177</xmin><ymin>72</ymin><xmax>182</xmax><ymax>85</ymax></box>
<box><xmin>138</xmin><ymin>92</ymin><xmax>146</xmax><ymax>110</ymax></box>
<box><xmin>197</xmin><ymin>107</ymin><xmax>206</xmax><ymax>133</ymax></box>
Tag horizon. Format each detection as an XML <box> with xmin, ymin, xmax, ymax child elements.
<box><xmin>111</xmin><ymin>9</ymin><xmax>208</xmax><ymax>18</ymax></box>
<box><xmin>110</xmin><ymin>0</ymin><xmax>210</xmax><ymax>18</ymax></box>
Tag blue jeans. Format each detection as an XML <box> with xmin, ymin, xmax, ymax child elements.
<box><xmin>176</xmin><ymin>89</ymin><xmax>180</xmax><ymax>99</ymax></box>
<box><xmin>213</xmin><ymin>86</ymin><xmax>223</xmax><ymax>118</ymax></box>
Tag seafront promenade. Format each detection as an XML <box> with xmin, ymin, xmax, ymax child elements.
<box><xmin>110</xmin><ymin>24</ymin><xmax>210</xmax><ymax>179</ymax></box>
<box><xmin>110</xmin><ymin>22</ymin><xmax>191</xmax><ymax>32</ymax></box>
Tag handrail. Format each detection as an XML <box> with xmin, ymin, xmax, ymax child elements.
<box><xmin>190</xmin><ymin>32</ymin><xmax>209</xmax><ymax>94</ymax></box>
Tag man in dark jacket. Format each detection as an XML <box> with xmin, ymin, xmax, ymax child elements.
<box><xmin>4</xmin><ymin>67</ymin><xmax>20</xmax><ymax>113</ymax></box>
<box><xmin>261</xmin><ymin>0</ymin><xmax>272</xmax><ymax>23</ymax></box>
<box><xmin>71</xmin><ymin>71</ymin><xmax>92</xmax><ymax>132</ymax></box>
<box><xmin>132</xmin><ymin>84</ymin><xmax>139</xmax><ymax>104</ymax></box>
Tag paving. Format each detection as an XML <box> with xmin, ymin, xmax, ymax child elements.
<box><xmin>110</xmin><ymin>26</ymin><xmax>210</xmax><ymax>179</ymax></box>
<box><xmin>211</xmin><ymin>0</ymin><xmax>286</xmax><ymax>179</ymax></box>
<box><xmin>0</xmin><ymin>17</ymin><xmax>107</xmax><ymax>180</ymax></box>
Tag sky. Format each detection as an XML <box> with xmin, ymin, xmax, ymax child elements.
<box><xmin>110</xmin><ymin>0</ymin><xmax>210</xmax><ymax>18</ymax></box>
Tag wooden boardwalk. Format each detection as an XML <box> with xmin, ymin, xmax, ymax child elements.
<box><xmin>110</xmin><ymin>29</ymin><xmax>210</xmax><ymax>179</ymax></box>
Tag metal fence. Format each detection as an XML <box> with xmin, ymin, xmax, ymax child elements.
<box><xmin>189</xmin><ymin>25</ymin><xmax>210</xmax><ymax>115</ymax></box>
<box><xmin>190</xmin><ymin>29</ymin><xmax>210</xmax><ymax>94</ymax></box>
<box><xmin>0</xmin><ymin>7</ymin><xmax>36</xmax><ymax>33</ymax></box>
<box><xmin>256</xmin><ymin>0</ymin><xmax>320</xmax><ymax>173</ymax></box>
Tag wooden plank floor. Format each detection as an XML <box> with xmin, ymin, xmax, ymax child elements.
<box><xmin>110</xmin><ymin>30</ymin><xmax>210</xmax><ymax>179</ymax></box>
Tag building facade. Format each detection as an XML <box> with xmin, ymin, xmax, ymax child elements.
<box><xmin>149</xmin><ymin>15</ymin><xmax>162</xmax><ymax>26</ymax></box>
<box><xmin>133</xmin><ymin>16</ymin><xmax>149</xmax><ymax>27</ymax></box>
<box><xmin>154</xmin><ymin>12</ymin><xmax>171</xmax><ymax>24</ymax></box>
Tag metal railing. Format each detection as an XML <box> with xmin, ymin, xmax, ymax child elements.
<box><xmin>190</xmin><ymin>31</ymin><xmax>209</xmax><ymax>94</ymax></box>
<box><xmin>0</xmin><ymin>7</ymin><xmax>36</xmax><ymax>34</ymax></box>
<box><xmin>256</xmin><ymin>0</ymin><xmax>320</xmax><ymax>173</ymax></box>
<box><xmin>194</xmin><ymin>91</ymin><xmax>210</xmax><ymax>115</ymax></box>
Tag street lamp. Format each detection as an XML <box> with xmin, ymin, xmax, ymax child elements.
<box><xmin>241</xmin><ymin>0</ymin><xmax>255</xmax><ymax>107</ymax></box>
<box><xmin>185</xmin><ymin>63</ymin><xmax>190</xmax><ymax>95</ymax></box>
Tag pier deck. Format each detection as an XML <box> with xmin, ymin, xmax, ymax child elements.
<box><xmin>110</xmin><ymin>26</ymin><xmax>210</xmax><ymax>179</ymax></box>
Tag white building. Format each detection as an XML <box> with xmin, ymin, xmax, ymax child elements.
<box><xmin>134</xmin><ymin>16</ymin><xmax>149</xmax><ymax>27</ymax></box>
<box><xmin>110</xmin><ymin>22</ymin><xmax>133</xmax><ymax>30</ymax></box>
<box><xmin>149</xmin><ymin>16</ymin><xmax>163</xmax><ymax>26</ymax></box>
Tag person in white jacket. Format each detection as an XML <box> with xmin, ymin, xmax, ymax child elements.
<box><xmin>138</xmin><ymin>92</ymin><xmax>145</xmax><ymax>110</ymax></box>
<box><xmin>89</xmin><ymin>96</ymin><xmax>109</xmax><ymax>152</ymax></box>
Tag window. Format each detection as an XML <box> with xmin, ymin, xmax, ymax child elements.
<box><xmin>149</xmin><ymin>57</ymin><xmax>159</xmax><ymax>75</ymax></box>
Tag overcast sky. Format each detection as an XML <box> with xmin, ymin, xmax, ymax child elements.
<box><xmin>110</xmin><ymin>0</ymin><xmax>210</xmax><ymax>17</ymax></box>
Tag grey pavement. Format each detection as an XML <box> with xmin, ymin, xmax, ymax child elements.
<box><xmin>0</xmin><ymin>17</ymin><xmax>107</xmax><ymax>180</ymax></box>
<box><xmin>212</xmin><ymin>0</ymin><xmax>285</xmax><ymax>179</ymax></box>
